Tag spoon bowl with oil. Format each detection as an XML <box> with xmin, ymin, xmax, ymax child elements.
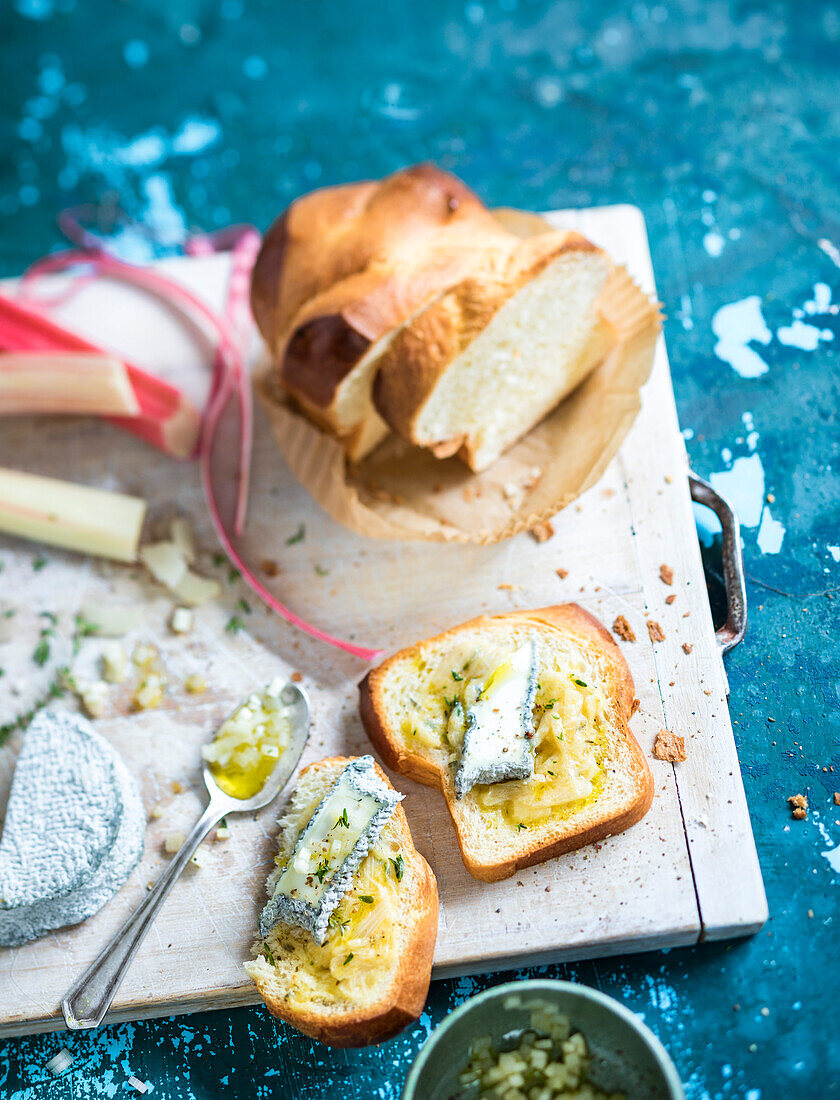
<box><xmin>62</xmin><ymin>679</ymin><xmax>310</xmax><ymax>1030</ymax></box>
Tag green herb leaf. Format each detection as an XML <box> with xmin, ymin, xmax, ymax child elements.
<box><xmin>225</xmin><ymin>615</ymin><xmax>245</xmax><ymax>634</ymax></box>
<box><xmin>451</xmin><ymin>670</ymin><xmax>463</xmax><ymax>681</ymax></box>
<box><xmin>73</xmin><ymin>613</ymin><xmax>99</xmax><ymax>637</ymax></box>
<box><xmin>572</xmin><ymin>677</ymin><xmax>588</xmax><ymax>688</ymax></box>
<box><xmin>335</xmin><ymin>807</ymin><xmax>350</xmax><ymax>829</ymax></box>
<box><xmin>343</xmin><ymin>953</ymin><xmax>354</xmax><ymax>966</ymax></box>
<box><xmin>212</xmin><ymin>552</ymin><xmax>226</xmax><ymax>568</ymax></box>
<box><xmin>359</xmin><ymin>895</ymin><xmax>374</xmax><ymax>904</ymax></box>
<box><xmin>390</xmin><ymin>854</ymin><xmax>404</xmax><ymax>881</ymax></box>
<box><xmin>32</xmin><ymin>638</ymin><xmax>50</xmax><ymax>667</ymax></box>
<box><xmin>262</xmin><ymin>943</ymin><xmax>275</xmax><ymax>966</ymax></box>
<box><xmin>314</xmin><ymin>564</ymin><xmax>330</xmax><ymax>576</ymax></box>
<box><xmin>516</xmin><ymin>822</ymin><xmax>527</xmax><ymax>831</ymax></box>
<box><xmin>228</xmin><ymin>568</ymin><xmax>241</xmax><ymax>584</ymax></box>
<box><xmin>329</xmin><ymin>913</ymin><xmax>349</xmax><ymax>935</ymax></box>
<box><xmin>40</xmin><ymin>610</ymin><xmax>58</xmax><ymax>626</ymax></box>
<box><xmin>32</xmin><ymin>555</ymin><xmax>48</xmax><ymax>572</ymax></box>
<box><xmin>544</xmin><ymin>699</ymin><xmax>557</xmax><ymax>710</ymax></box>
<box><xmin>314</xmin><ymin>858</ymin><xmax>330</xmax><ymax>883</ymax></box>
<box><xmin>286</xmin><ymin>524</ymin><xmax>306</xmax><ymax>545</ymax></box>
<box><xmin>237</xmin><ymin>598</ymin><xmax>252</xmax><ymax>614</ymax></box>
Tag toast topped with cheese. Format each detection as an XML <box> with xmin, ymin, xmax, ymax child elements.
<box><xmin>245</xmin><ymin>756</ymin><xmax>438</xmax><ymax>1046</ymax></box>
<box><xmin>359</xmin><ymin>606</ymin><xmax>652</xmax><ymax>882</ymax></box>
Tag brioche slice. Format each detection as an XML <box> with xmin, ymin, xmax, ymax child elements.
<box><xmin>359</xmin><ymin>606</ymin><xmax>653</xmax><ymax>883</ymax></box>
<box><xmin>372</xmin><ymin>233</ymin><xmax>614</xmax><ymax>471</ymax></box>
<box><xmin>251</xmin><ymin>164</ymin><xmax>512</xmax><ymax>461</ymax></box>
<box><xmin>245</xmin><ymin>756</ymin><xmax>438</xmax><ymax>1047</ymax></box>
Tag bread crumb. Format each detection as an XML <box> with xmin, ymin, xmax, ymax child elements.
<box><xmin>556</xmin><ymin>568</ymin><xmax>569</xmax><ymax>579</ymax></box>
<box><xmin>788</xmin><ymin>793</ymin><xmax>808</xmax><ymax>819</ymax></box>
<box><xmin>613</xmin><ymin>615</ymin><xmax>636</xmax><ymax>642</ymax></box>
<box><xmin>530</xmin><ymin>521</ymin><xmax>554</xmax><ymax>543</ymax></box>
<box><xmin>497</xmin><ymin>583</ymin><xmax>516</xmax><ymax>591</ymax></box>
<box><xmin>665</xmin><ymin>594</ymin><xmax>677</xmax><ymax>605</ymax></box>
<box><xmin>834</xmin><ymin>792</ymin><xmax>840</xmax><ymax>806</ymax></box>
<box><xmin>261</xmin><ymin>559</ymin><xmax>279</xmax><ymax>577</ymax></box>
<box><xmin>631</xmin><ymin>697</ymin><xmax>641</xmax><ymax>715</ymax></box>
<box><xmin>291</xmin><ymin>671</ymin><xmax>303</xmax><ymax>683</ymax></box>
<box><xmin>171</xmin><ymin>781</ymin><xmax>184</xmax><ymax>794</ymax></box>
<box><xmin>524</xmin><ymin>466</ymin><xmax>543</xmax><ymax>491</ymax></box>
<box><xmin>682</xmin><ymin>642</ymin><xmax>693</xmax><ymax>654</ymax></box>
<box><xmin>647</xmin><ymin>620</ymin><xmax>666</xmax><ymax>643</ymax></box>
<box><xmin>653</xmin><ymin>729</ymin><xmax>686</xmax><ymax>763</ymax></box>
<box><xmin>660</xmin><ymin>564</ymin><xmax>674</xmax><ymax>585</ymax></box>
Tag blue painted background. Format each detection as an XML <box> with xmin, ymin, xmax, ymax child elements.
<box><xmin>1</xmin><ymin>1</ymin><xmax>838</xmax><ymax>1097</ymax></box>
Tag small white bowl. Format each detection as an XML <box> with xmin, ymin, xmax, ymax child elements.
<box><xmin>402</xmin><ymin>979</ymin><xmax>685</xmax><ymax>1100</ymax></box>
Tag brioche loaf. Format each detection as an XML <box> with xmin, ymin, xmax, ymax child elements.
<box><xmin>251</xmin><ymin>164</ymin><xmax>511</xmax><ymax>460</ymax></box>
<box><xmin>245</xmin><ymin>756</ymin><xmax>438</xmax><ymax>1046</ymax></box>
<box><xmin>359</xmin><ymin>605</ymin><xmax>652</xmax><ymax>883</ymax></box>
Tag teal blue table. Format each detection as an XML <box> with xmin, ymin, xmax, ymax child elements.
<box><xmin>1</xmin><ymin>1</ymin><xmax>838</xmax><ymax>1096</ymax></box>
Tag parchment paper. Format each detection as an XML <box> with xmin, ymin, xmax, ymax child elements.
<box><xmin>256</xmin><ymin>211</ymin><xmax>661</xmax><ymax>545</ymax></box>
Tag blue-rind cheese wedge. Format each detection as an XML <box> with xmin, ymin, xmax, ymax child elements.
<box><xmin>258</xmin><ymin>755</ymin><xmax>403</xmax><ymax>944</ymax></box>
<box><xmin>0</xmin><ymin>709</ymin><xmax>145</xmax><ymax>947</ymax></box>
<box><xmin>454</xmin><ymin>638</ymin><xmax>538</xmax><ymax>799</ymax></box>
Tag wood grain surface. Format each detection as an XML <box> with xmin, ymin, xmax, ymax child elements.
<box><xmin>0</xmin><ymin>205</ymin><xmax>766</xmax><ymax>1036</ymax></box>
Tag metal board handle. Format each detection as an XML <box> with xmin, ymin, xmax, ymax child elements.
<box><xmin>689</xmin><ymin>473</ymin><xmax>747</xmax><ymax>653</ymax></box>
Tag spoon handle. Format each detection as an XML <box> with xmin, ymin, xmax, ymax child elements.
<box><xmin>62</xmin><ymin>799</ymin><xmax>226</xmax><ymax>1029</ymax></box>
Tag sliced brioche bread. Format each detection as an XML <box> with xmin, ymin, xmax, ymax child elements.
<box><xmin>245</xmin><ymin>756</ymin><xmax>438</xmax><ymax>1046</ymax></box>
<box><xmin>359</xmin><ymin>606</ymin><xmax>652</xmax><ymax>883</ymax></box>
<box><xmin>251</xmin><ymin>164</ymin><xmax>511</xmax><ymax>461</ymax></box>
<box><xmin>372</xmin><ymin>233</ymin><xmax>614</xmax><ymax>471</ymax></box>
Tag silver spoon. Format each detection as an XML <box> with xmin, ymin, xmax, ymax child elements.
<box><xmin>62</xmin><ymin>680</ymin><xmax>310</xmax><ymax>1030</ymax></box>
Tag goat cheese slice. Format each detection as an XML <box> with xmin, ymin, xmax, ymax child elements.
<box><xmin>454</xmin><ymin>638</ymin><xmax>538</xmax><ymax>799</ymax></box>
<box><xmin>0</xmin><ymin>709</ymin><xmax>145</xmax><ymax>946</ymax></box>
<box><xmin>258</xmin><ymin>756</ymin><xmax>402</xmax><ymax>945</ymax></box>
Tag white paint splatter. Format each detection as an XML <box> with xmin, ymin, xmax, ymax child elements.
<box><xmin>828</xmin><ymin>546</ymin><xmax>840</xmax><ymax>562</ymax></box>
<box><xmin>712</xmin><ymin>296</ymin><xmax>772</xmax><ymax>378</ymax></box>
<box><xmin>171</xmin><ymin>117</ymin><xmax>221</xmax><ymax>155</ymax></box>
<box><xmin>818</xmin><ymin>239</ymin><xmax>840</xmax><ymax>268</ymax></box>
<box><xmin>804</xmin><ymin>282</ymin><xmax>832</xmax><ymax>314</ymax></box>
<box><xmin>776</xmin><ymin>319</ymin><xmax>834</xmax><ymax>350</ymax></box>
<box><xmin>823</xmin><ymin>848</ymin><xmax>840</xmax><ymax>873</ymax></box>
<box><xmin>703</xmin><ymin>228</ymin><xmax>725</xmax><ymax>257</ymax></box>
<box><xmin>710</xmin><ymin>453</ymin><xmax>765</xmax><ymax>527</ymax></box>
<box><xmin>757</xmin><ymin>508</ymin><xmax>785</xmax><ymax>554</ymax></box>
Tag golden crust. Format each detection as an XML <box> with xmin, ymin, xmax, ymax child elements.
<box><xmin>359</xmin><ymin>606</ymin><xmax>653</xmax><ymax>883</ymax></box>
<box><xmin>251</xmin><ymin>755</ymin><xmax>439</xmax><ymax>1047</ymax></box>
<box><xmin>250</xmin><ymin>165</ymin><xmax>508</xmax><ymax>426</ymax></box>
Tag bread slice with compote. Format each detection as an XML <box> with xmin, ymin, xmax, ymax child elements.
<box><xmin>359</xmin><ymin>605</ymin><xmax>652</xmax><ymax>883</ymax></box>
<box><xmin>245</xmin><ymin>755</ymin><xmax>438</xmax><ymax>1046</ymax></box>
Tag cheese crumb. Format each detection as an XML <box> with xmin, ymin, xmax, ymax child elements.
<box><xmin>78</xmin><ymin>679</ymin><xmax>109</xmax><ymax>718</ymax></box>
<box><xmin>102</xmin><ymin>642</ymin><xmax>128</xmax><ymax>684</ymax></box>
<box><xmin>170</xmin><ymin>607</ymin><xmax>193</xmax><ymax>635</ymax></box>
<box><xmin>189</xmin><ymin>844</ymin><xmax>210</xmax><ymax>869</ymax></box>
<box><xmin>164</xmin><ymin>832</ymin><xmax>185</xmax><ymax>853</ymax></box>
<box><xmin>46</xmin><ymin>1049</ymin><xmax>74</xmax><ymax>1076</ymax></box>
<box><xmin>184</xmin><ymin>673</ymin><xmax>207</xmax><ymax>694</ymax></box>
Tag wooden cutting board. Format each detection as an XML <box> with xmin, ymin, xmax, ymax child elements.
<box><xmin>0</xmin><ymin>204</ymin><xmax>767</xmax><ymax>1037</ymax></box>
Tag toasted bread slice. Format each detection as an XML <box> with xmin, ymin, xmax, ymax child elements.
<box><xmin>360</xmin><ymin>606</ymin><xmax>653</xmax><ymax>883</ymax></box>
<box><xmin>245</xmin><ymin>756</ymin><xmax>438</xmax><ymax>1047</ymax></box>
<box><xmin>371</xmin><ymin>234</ymin><xmax>613</xmax><ymax>472</ymax></box>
